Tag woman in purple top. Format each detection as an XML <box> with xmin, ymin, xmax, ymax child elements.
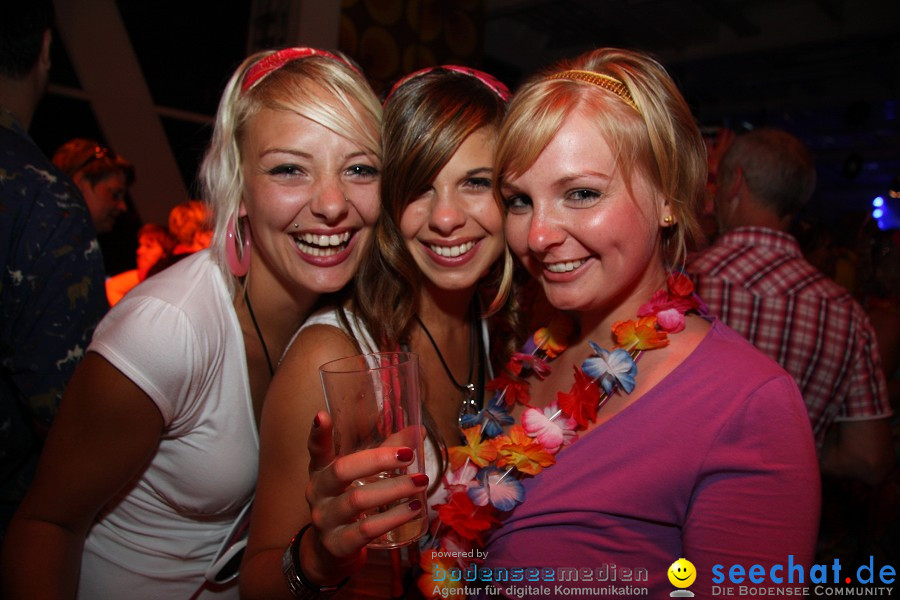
<box><xmin>443</xmin><ymin>47</ymin><xmax>821</xmax><ymax>600</ymax></box>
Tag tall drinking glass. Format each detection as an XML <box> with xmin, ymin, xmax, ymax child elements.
<box><xmin>318</xmin><ymin>351</ymin><xmax>426</xmax><ymax>549</ymax></box>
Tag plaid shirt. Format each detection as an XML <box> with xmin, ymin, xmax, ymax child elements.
<box><xmin>687</xmin><ymin>227</ymin><xmax>891</xmax><ymax>447</ymax></box>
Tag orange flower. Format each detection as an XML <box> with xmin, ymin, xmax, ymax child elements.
<box><xmin>533</xmin><ymin>314</ymin><xmax>573</xmax><ymax>358</ymax></box>
<box><xmin>436</xmin><ymin>492</ymin><xmax>501</xmax><ymax>544</ymax></box>
<box><xmin>612</xmin><ymin>315</ymin><xmax>669</xmax><ymax>350</ymax></box>
<box><xmin>557</xmin><ymin>366</ymin><xmax>600</xmax><ymax>428</ymax></box>
<box><xmin>495</xmin><ymin>425</ymin><xmax>555</xmax><ymax>475</ymax></box>
<box><xmin>448</xmin><ymin>425</ymin><xmax>498</xmax><ymax>470</ymax></box>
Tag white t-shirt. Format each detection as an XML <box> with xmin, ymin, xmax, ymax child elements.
<box><xmin>81</xmin><ymin>250</ymin><xmax>257</xmax><ymax>599</ymax></box>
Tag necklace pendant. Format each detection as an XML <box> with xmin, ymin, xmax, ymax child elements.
<box><xmin>458</xmin><ymin>383</ymin><xmax>480</xmax><ymax>427</ymax></box>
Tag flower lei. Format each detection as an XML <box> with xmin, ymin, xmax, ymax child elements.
<box><xmin>416</xmin><ymin>273</ymin><xmax>704</xmax><ymax>598</ymax></box>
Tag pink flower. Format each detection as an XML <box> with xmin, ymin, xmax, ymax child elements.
<box><xmin>510</xmin><ymin>353</ymin><xmax>552</xmax><ymax>380</ymax></box>
<box><xmin>443</xmin><ymin>463</ymin><xmax>478</xmax><ymax>496</ymax></box>
<box><xmin>521</xmin><ymin>403</ymin><xmax>578</xmax><ymax>454</ymax></box>
<box><xmin>637</xmin><ymin>289</ymin><xmax>669</xmax><ymax>317</ymax></box>
<box><xmin>656</xmin><ymin>307</ymin><xmax>686</xmax><ymax>332</ymax></box>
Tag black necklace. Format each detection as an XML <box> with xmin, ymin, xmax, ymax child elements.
<box><xmin>244</xmin><ymin>288</ymin><xmax>274</xmax><ymax>376</ymax></box>
<box><xmin>414</xmin><ymin>304</ymin><xmax>484</xmax><ymax>425</ymax></box>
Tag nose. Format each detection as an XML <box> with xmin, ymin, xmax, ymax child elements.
<box><xmin>310</xmin><ymin>176</ymin><xmax>349</xmax><ymax>223</ymax></box>
<box><xmin>526</xmin><ymin>204</ymin><xmax>565</xmax><ymax>254</ymax></box>
<box><xmin>428</xmin><ymin>190</ymin><xmax>466</xmax><ymax>236</ymax></box>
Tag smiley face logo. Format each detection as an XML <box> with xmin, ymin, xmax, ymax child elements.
<box><xmin>668</xmin><ymin>558</ymin><xmax>697</xmax><ymax>588</ymax></box>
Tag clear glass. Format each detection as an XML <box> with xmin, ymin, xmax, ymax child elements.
<box><xmin>319</xmin><ymin>351</ymin><xmax>426</xmax><ymax>549</ymax></box>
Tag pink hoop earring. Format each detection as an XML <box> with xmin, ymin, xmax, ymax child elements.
<box><xmin>225</xmin><ymin>214</ymin><xmax>251</xmax><ymax>277</ymax></box>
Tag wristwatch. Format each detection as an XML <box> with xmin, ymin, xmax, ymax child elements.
<box><xmin>281</xmin><ymin>524</ymin><xmax>349</xmax><ymax>598</ymax></box>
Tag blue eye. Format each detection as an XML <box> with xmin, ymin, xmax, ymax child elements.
<box><xmin>567</xmin><ymin>189</ymin><xmax>601</xmax><ymax>205</ymax></box>
<box><xmin>268</xmin><ymin>164</ymin><xmax>303</xmax><ymax>177</ymax></box>
<box><xmin>347</xmin><ymin>164</ymin><xmax>379</xmax><ymax>178</ymax></box>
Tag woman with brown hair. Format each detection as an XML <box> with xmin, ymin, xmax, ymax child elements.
<box><xmin>241</xmin><ymin>65</ymin><xmax>514</xmax><ymax>599</ymax></box>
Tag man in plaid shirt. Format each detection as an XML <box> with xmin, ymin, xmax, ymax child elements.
<box><xmin>687</xmin><ymin>128</ymin><xmax>892</xmax><ymax>485</ymax></box>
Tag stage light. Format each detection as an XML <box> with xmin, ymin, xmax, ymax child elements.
<box><xmin>873</xmin><ymin>208</ymin><xmax>884</xmax><ymax>219</ymax></box>
<box><xmin>873</xmin><ymin>197</ymin><xmax>884</xmax><ymax>207</ymax></box>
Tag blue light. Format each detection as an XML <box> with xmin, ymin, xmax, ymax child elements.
<box><xmin>873</xmin><ymin>208</ymin><xmax>884</xmax><ymax>219</ymax></box>
<box><xmin>878</xmin><ymin>219</ymin><xmax>886</xmax><ymax>230</ymax></box>
<box><xmin>873</xmin><ymin>196</ymin><xmax>885</xmax><ymax>207</ymax></box>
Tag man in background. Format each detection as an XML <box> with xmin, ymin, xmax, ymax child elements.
<box><xmin>687</xmin><ymin>128</ymin><xmax>892</xmax><ymax>485</ymax></box>
<box><xmin>0</xmin><ymin>1</ymin><xmax>107</xmax><ymax>538</ymax></box>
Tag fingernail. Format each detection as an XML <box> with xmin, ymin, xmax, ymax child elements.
<box><xmin>411</xmin><ymin>473</ymin><xmax>429</xmax><ymax>487</ymax></box>
<box><xmin>313</xmin><ymin>414</ymin><xmax>321</xmax><ymax>429</ymax></box>
<box><xmin>408</xmin><ymin>499</ymin><xmax>422</xmax><ymax>512</ymax></box>
<box><xmin>396</xmin><ymin>448</ymin><xmax>414</xmax><ymax>462</ymax></box>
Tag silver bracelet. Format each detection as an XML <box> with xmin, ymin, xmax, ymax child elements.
<box><xmin>282</xmin><ymin>524</ymin><xmax>349</xmax><ymax>599</ymax></box>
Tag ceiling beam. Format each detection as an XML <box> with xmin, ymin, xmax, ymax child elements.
<box><xmin>53</xmin><ymin>0</ymin><xmax>188</xmax><ymax>225</ymax></box>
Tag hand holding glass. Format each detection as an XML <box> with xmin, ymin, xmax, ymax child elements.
<box><xmin>319</xmin><ymin>351</ymin><xmax>426</xmax><ymax>549</ymax></box>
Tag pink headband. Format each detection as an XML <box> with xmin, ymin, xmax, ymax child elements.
<box><xmin>241</xmin><ymin>47</ymin><xmax>361</xmax><ymax>93</ymax></box>
<box><xmin>384</xmin><ymin>65</ymin><xmax>511</xmax><ymax>104</ymax></box>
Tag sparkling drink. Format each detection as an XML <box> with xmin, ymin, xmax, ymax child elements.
<box><xmin>352</xmin><ymin>472</ymin><xmax>427</xmax><ymax>548</ymax></box>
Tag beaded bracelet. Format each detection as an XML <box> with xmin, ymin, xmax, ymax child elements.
<box><xmin>282</xmin><ymin>524</ymin><xmax>350</xmax><ymax>598</ymax></box>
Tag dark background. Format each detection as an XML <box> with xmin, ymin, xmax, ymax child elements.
<box><xmin>28</xmin><ymin>0</ymin><xmax>900</xmax><ymax>273</ymax></box>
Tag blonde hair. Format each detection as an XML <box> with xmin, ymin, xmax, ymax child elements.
<box><xmin>199</xmin><ymin>49</ymin><xmax>382</xmax><ymax>296</ymax></box>
<box><xmin>496</xmin><ymin>48</ymin><xmax>707</xmax><ymax>267</ymax></box>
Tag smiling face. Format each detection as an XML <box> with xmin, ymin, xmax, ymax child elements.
<box><xmin>502</xmin><ymin>107</ymin><xmax>668</xmax><ymax>320</ymax></box>
<box><xmin>239</xmin><ymin>106</ymin><xmax>381</xmax><ymax>295</ymax></box>
<box><xmin>399</xmin><ymin>127</ymin><xmax>504</xmax><ymax>294</ymax></box>
<box><xmin>667</xmin><ymin>558</ymin><xmax>697</xmax><ymax>588</ymax></box>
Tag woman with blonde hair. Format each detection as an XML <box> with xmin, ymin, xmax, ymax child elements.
<box><xmin>426</xmin><ymin>48</ymin><xmax>819</xmax><ymax>599</ymax></box>
<box><xmin>241</xmin><ymin>65</ymin><xmax>514</xmax><ymax>599</ymax></box>
<box><xmin>2</xmin><ymin>47</ymin><xmax>382</xmax><ymax>599</ymax></box>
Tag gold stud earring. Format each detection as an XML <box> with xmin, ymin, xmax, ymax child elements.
<box><xmin>663</xmin><ymin>215</ymin><xmax>674</xmax><ymax>225</ymax></box>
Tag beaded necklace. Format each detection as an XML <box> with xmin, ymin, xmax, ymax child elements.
<box><xmin>416</xmin><ymin>272</ymin><xmax>704</xmax><ymax>597</ymax></box>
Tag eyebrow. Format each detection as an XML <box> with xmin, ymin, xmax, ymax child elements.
<box><xmin>260</xmin><ymin>149</ymin><xmax>375</xmax><ymax>162</ymax></box>
<box><xmin>555</xmin><ymin>171</ymin><xmax>611</xmax><ymax>186</ymax></box>
<box><xmin>466</xmin><ymin>167</ymin><xmax>493</xmax><ymax>177</ymax></box>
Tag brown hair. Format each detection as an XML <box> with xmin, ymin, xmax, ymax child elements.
<box><xmin>347</xmin><ymin>67</ymin><xmax>515</xmax><ymax>487</ymax></box>
<box><xmin>354</xmin><ymin>67</ymin><xmax>513</xmax><ymax>347</ymax></box>
<box><xmin>52</xmin><ymin>138</ymin><xmax>135</xmax><ymax>186</ymax></box>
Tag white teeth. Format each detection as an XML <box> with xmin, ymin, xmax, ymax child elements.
<box><xmin>429</xmin><ymin>240</ymin><xmax>475</xmax><ymax>258</ymax></box>
<box><xmin>295</xmin><ymin>231</ymin><xmax>351</xmax><ymax>256</ymax></box>
<box><xmin>545</xmin><ymin>259</ymin><xmax>586</xmax><ymax>273</ymax></box>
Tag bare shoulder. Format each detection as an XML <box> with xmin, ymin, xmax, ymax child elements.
<box><xmin>263</xmin><ymin>323</ymin><xmax>361</xmax><ymax>425</ymax></box>
<box><xmin>670</xmin><ymin>314</ymin><xmax>711</xmax><ymax>357</ymax></box>
<box><xmin>279</xmin><ymin>323</ymin><xmax>361</xmax><ymax>377</ymax></box>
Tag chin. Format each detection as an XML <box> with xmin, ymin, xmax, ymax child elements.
<box><xmin>541</xmin><ymin>291</ymin><xmax>588</xmax><ymax>313</ymax></box>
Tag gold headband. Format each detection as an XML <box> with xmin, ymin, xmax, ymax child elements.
<box><xmin>546</xmin><ymin>69</ymin><xmax>640</xmax><ymax>114</ymax></box>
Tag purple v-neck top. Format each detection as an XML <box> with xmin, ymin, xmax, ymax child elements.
<box><xmin>477</xmin><ymin>320</ymin><xmax>820</xmax><ymax>599</ymax></box>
